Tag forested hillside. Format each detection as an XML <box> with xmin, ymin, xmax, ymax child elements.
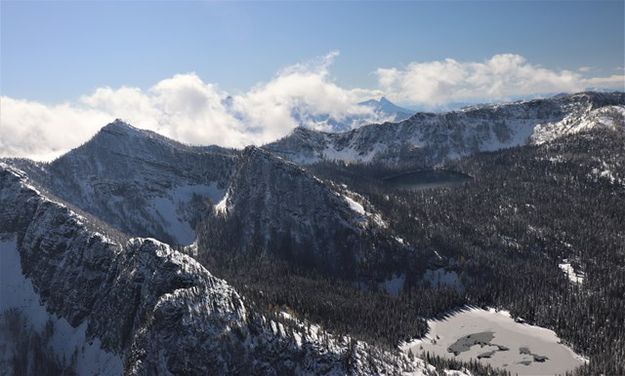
<box><xmin>195</xmin><ymin>128</ymin><xmax>625</xmax><ymax>375</ymax></box>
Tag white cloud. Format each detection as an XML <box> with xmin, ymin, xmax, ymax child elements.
<box><xmin>376</xmin><ymin>54</ymin><xmax>624</xmax><ymax>105</ymax></box>
<box><xmin>0</xmin><ymin>52</ymin><xmax>381</xmax><ymax>161</ymax></box>
<box><xmin>0</xmin><ymin>97</ymin><xmax>112</xmax><ymax>161</ymax></box>
<box><xmin>81</xmin><ymin>74</ymin><xmax>250</xmax><ymax>147</ymax></box>
<box><xmin>582</xmin><ymin>74</ymin><xmax>625</xmax><ymax>89</ymax></box>
<box><xmin>0</xmin><ymin>52</ymin><xmax>622</xmax><ymax>161</ymax></box>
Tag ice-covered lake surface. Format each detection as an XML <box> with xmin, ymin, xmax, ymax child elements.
<box><xmin>402</xmin><ymin>308</ymin><xmax>587</xmax><ymax>375</ymax></box>
<box><xmin>382</xmin><ymin>170</ymin><xmax>471</xmax><ymax>191</ymax></box>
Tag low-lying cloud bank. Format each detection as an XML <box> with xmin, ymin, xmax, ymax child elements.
<box><xmin>1</xmin><ymin>52</ymin><xmax>623</xmax><ymax>161</ymax></box>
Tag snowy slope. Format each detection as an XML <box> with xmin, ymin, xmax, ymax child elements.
<box><xmin>531</xmin><ymin>105</ymin><xmax>625</xmax><ymax>144</ymax></box>
<box><xmin>2</xmin><ymin>121</ymin><xmax>410</xmax><ymax>281</ymax></box>
<box><xmin>0</xmin><ymin>235</ymin><xmax>123</xmax><ymax>375</ymax></box>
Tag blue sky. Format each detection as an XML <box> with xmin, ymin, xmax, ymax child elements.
<box><xmin>1</xmin><ymin>1</ymin><xmax>624</xmax><ymax>160</ymax></box>
<box><xmin>2</xmin><ymin>1</ymin><xmax>624</xmax><ymax>102</ymax></box>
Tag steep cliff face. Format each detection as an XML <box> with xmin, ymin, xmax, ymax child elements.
<box><xmin>201</xmin><ymin>146</ymin><xmax>408</xmax><ymax>278</ymax></box>
<box><xmin>265</xmin><ymin>92</ymin><xmax>625</xmax><ymax>166</ymax></box>
<box><xmin>0</xmin><ymin>163</ymin><xmax>435</xmax><ymax>375</ymax></box>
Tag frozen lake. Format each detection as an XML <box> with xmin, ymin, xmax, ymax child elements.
<box><xmin>382</xmin><ymin>170</ymin><xmax>471</xmax><ymax>191</ymax></box>
<box><xmin>402</xmin><ymin>308</ymin><xmax>587</xmax><ymax>375</ymax></box>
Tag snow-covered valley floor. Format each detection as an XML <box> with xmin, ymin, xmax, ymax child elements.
<box><xmin>402</xmin><ymin>307</ymin><xmax>587</xmax><ymax>375</ymax></box>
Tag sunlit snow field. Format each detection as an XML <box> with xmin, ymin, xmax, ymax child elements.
<box><xmin>402</xmin><ymin>308</ymin><xmax>587</xmax><ymax>375</ymax></box>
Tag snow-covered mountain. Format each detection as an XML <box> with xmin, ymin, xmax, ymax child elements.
<box><xmin>290</xmin><ymin>97</ymin><xmax>414</xmax><ymax>132</ymax></box>
<box><xmin>2</xmin><ymin>92</ymin><xmax>622</xmax><ymax>375</ymax></box>
<box><xmin>7</xmin><ymin>120</ymin><xmax>237</xmax><ymax>246</ymax></box>
<box><xmin>0</xmin><ymin>162</ymin><xmax>438</xmax><ymax>375</ymax></box>
<box><xmin>265</xmin><ymin>92</ymin><xmax>625</xmax><ymax>166</ymax></box>
<box><xmin>5</xmin><ymin>121</ymin><xmax>412</xmax><ymax>280</ymax></box>
<box><xmin>358</xmin><ymin>97</ymin><xmax>414</xmax><ymax>122</ymax></box>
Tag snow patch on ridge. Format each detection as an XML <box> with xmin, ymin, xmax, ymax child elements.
<box><xmin>344</xmin><ymin>195</ymin><xmax>366</xmax><ymax>216</ymax></box>
<box><xmin>148</xmin><ymin>183</ymin><xmax>226</xmax><ymax>245</ymax></box>
<box><xmin>558</xmin><ymin>260</ymin><xmax>585</xmax><ymax>285</ymax></box>
<box><xmin>215</xmin><ymin>191</ymin><xmax>230</xmax><ymax>215</ymax></box>
<box><xmin>341</xmin><ymin>191</ymin><xmax>388</xmax><ymax>228</ymax></box>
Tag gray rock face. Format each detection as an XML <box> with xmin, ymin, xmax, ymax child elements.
<box><xmin>0</xmin><ymin>163</ymin><xmax>433</xmax><ymax>375</ymax></box>
<box><xmin>265</xmin><ymin>92</ymin><xmax>625</xmax><ymax>166</ymax></box>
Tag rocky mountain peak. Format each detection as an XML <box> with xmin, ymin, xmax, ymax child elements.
<box><xmin>83</xmin><ymin>119</ymin><xmax>185</xmax><ymax>156</ymax></box>
<box><xmin>242</xmin><ymin>144</ymin><xmax>277</xmax><ymax>160</ymax></box>
<box><xmin>378</xmin><ymin>96</ymin><xmax>392</xmax><ymax>104</ymax></box>
<box><xmin>101</xmin><ymin>118</ymin><xmax>137</xmax><ymax>132</ymax></box>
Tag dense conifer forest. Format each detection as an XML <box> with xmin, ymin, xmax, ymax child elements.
<box><xmin>191</xmin><ymin>128</ymin><xmax>625</xmax><ymax>374</ymax></box>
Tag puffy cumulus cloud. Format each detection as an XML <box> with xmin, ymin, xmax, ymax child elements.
<box><xmin>0</xmin><ymin>51</ymin><xmax>380</xmax><ymax>161</ymax></box>
<box><xmin>80</xmin><ymin>74</ymin><xmax>249</xmax><ymax>147</ymax></box>
<box><xmin>376</xmin><ymin>54</ymin><xmax>623</xmax><ymax>105</ymax></box>
<box><xmin>231</xmin><ymin>51</ymin><xmax>385</xmax><ymax>136</ymax></box>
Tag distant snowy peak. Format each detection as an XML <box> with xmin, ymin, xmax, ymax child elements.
<box><xmin>292</xmin><ymin>97</ymin><xmax>414</xmax><ymax>133</ymax></box>
<box><xmin>358</xmin><ymin>97</ymin><xmax>414</xmax><ymax>121</ymax></box>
